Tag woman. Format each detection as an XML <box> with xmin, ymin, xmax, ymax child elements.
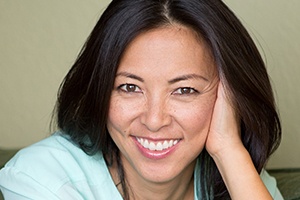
<box><xmin>0</xmin><ymin>0</ymin><xmax>282</xmax><ymax>199</ymax></box>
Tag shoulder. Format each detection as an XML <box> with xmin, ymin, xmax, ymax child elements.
<box><xmin>3</xmin><ymin>132</ymin><xmax>105</xmax><ymax>185</ymax></box>
<box><xmin>0</xmin><ymin>132</ymin><xmax>121</xmax><ymax>199</ymax></box>
<box><xmin>260</xmin><ymin>169</ymin><xmax>284</xmax><ymax>200</ymax></box>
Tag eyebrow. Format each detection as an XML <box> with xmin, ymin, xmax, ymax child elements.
<box><xmin>116</xmin><ymin>72</ymin><xmax>208</xmax><ymax>83</ymax></box>
<box><xmin>168</xmin><ymin>74</ymin><xmax>209</xmax><ymax>84</ymax></box>
<box><xmin>116</xmin><ymin>72</ymin><xmax>144</xmax><ymax>82</ymax></box>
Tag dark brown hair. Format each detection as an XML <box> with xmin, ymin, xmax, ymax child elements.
<box><xmin>56</xmin><ymin>0</ymin><xmax>281</xmax><ymax>199</ymax></box>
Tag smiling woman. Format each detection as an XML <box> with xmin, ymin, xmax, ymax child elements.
<box><xmin>107</xmin><ymin>27</ymin><xmax>217</xmax><ymax>197</ymax></box>
<box><xmin>0</xmin><ymin>0</ymin><xmax>282</xmax><ymax>199</ymax></box>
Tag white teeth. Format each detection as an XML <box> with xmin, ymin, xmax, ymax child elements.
<box><xmin>156</xmin><ymin>142</ymin><xmax>163</xmax><ymax>151</ymax></box>
<box><xmin>163</xmin><ymin>141</ymin><xmax>169</xmax><ymax>149</ymax></box>
<box><xmin>136</xmin><ymin>137</ymin><xmax>179</xmax><ymax>151</ymax></box>
<box><xmin>149</xmin><ymin>142</ymin><xmax>156</xmax><ymax>150</ymax></box>
<box><xmin>144</xmin><ymin>140</ymin><xmax>149</xmax><ymax>148</ymax></box>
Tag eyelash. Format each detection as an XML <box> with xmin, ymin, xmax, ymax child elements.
<box><xmin>117</xmin><ymin>84</ymin><xmax>142</xmax><ymax>93</ymax></box>
<box><xmin>172</xmin><ymin>87</ymin><xmax>199</xmax><ymax>95</ymax></box>
<box><xmin>117</xmin><ymin>84</ymin><xmax>199</xmax><ymax>95</ymax></box>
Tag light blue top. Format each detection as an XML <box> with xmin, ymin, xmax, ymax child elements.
<box><xmin>0</xmin><ymin>132</ymin><xmax>283</xmax><ymax>199</ymax></box>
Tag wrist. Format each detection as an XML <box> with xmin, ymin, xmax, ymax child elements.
<box><xmin>211</xmin><ymin>146</ymin><xmax>272</xmax><ymax>200</ymax></box>
<box><xmin>209</xmin><ymin>141</ymin><xmax>246</xmax><ymax>163</ymax></box>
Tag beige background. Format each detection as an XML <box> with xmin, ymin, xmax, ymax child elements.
<box><xmin>0</xmin><ymin>1</ymin><xmax>299</xmax><ymax>169</ymax></box>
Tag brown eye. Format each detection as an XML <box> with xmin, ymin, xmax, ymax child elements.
<box><xmin>126</xmin><ymin>84</ymin><xmax>137</xmax><ymax>92</ymax></box>
<box><xmin>119</xmin><ymin>84</ymin><xmax>142</xmax><ymax>93</ymax></box>
<box><xmin>180</xmin><ymin>88</ymin><xmax>193</xmax><ymax>94</ymax></box>
<box><xmin>173</xmin><ymin>87</ymin><xmax>198</xmax><ymax>95</ymax></box>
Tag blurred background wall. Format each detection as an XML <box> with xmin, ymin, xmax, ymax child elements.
<box><xmin>0</xmin><ymin>0</ymin><xmax>299</xmax><ymax>169</ymax></box>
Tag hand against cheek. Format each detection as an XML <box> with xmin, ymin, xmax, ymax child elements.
<box><xmin>205</xmin><ymin>83</ymin><xmax>273</xmax><ymax>200</ymax></box>
<box><xmin>206</xmin><ymin>83</ymin><xmax>244</xmax><ymax>159</ymax></box>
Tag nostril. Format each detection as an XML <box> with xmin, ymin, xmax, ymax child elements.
<box><xmin>140</xmin><ymin>97</ymin><xmax>172</xmax><ymax>132</ymax></box>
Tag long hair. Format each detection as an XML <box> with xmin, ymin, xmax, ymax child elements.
<box><xmin>56</xmin><ymin>0</ymin><xmax>281</xmax><ymax>199</ymax></box>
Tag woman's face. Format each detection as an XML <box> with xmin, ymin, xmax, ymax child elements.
<box><xmin>107</xmin><ymin>26</ymin><xmax>218</xmax><ymax>184</ymax></box>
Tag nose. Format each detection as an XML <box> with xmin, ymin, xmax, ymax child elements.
<box><xmin>140</xmin><ymin>96</ymin><xmax>172</xmax><ymax>132</ymax></box>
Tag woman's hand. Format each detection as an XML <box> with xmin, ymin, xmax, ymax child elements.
<box><xmin>205</xmin><ymin>82</ymin><xmax>272</xmax><ymax>200</ymax></box>
<box><xmin>205</xmin><ymin>82</ymin><xmax>243</xmax><ymax>158</ymax></box>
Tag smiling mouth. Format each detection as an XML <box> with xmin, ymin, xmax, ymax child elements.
<box><xmin>136</xmin><ymin>137</ymin><xmax>180</xmax><ymax>151</ymax></box>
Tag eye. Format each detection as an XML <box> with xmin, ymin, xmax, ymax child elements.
<box><xmin>118</xmin><ymin>84</ymin><xmax>142</xmax><ymax>93</ymax></box>
<box><xmin>173</xmin><ymin>87</ymin><xmax>198</xmax><ymax>95</ymax></box>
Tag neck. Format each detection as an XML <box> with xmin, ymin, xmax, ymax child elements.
<box><xmin>109</xmin><ymin>157</ymin><xmax>195</xmax><ymax>200</ymax></box>
<box><xmin>127</xmin><ymin>174</ymin><xmax>194</xmax><ymax>200</ymax></box>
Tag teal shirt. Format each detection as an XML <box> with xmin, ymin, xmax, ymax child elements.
<box><xmin>0</xmin><ymin>132</ymin><xmax>283</xmax><ymax>199</ymax></box>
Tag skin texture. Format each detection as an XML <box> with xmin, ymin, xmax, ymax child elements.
<box><xmin>107</xmin><ymin>25</ymin><xmax>272</xmax><ymax>199</ymax></box>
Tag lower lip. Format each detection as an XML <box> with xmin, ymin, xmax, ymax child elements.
<box><xmin>133</xmin><ymin>137</ymin><xmax>179</xmax><ymax>160</ymax></box>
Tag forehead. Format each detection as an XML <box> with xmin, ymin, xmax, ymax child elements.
<box><xmin>118</xmin><ymin>25</ymin><xmax>215</xmax><ymax>78</ymax></box>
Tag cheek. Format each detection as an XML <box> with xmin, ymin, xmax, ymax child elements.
<box><xmin>174</xmin><ymin>97</ymin><xmax>216</xmax><ymax>134</ymax></box>
<box><xmin>107</xmin><ymin>97</ymin><xmax>142</xmax><ymax>134</ymax></box>
<box><xmin>107</xmin><ymin>99</ymin><xmax>125</xmax><ymax>133</ymax></box>
<box><xmin>107</xmin><ymin>99</ymin><xmax>130</xmax><ymax>147</ymax></box>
